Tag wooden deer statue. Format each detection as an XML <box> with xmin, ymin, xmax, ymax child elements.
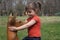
<box><xmin>7</xmin><ymin>13</ymin><xmax>25</xmax><ymax>40</ymax></box>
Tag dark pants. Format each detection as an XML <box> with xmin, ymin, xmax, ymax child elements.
<box><xmin>23</xmin><ymin>36</ymin><xmax>41</xmax><ymax>40</ymax></box>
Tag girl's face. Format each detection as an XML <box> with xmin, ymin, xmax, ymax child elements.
<box><xmin>27</xmin><ymin>9</ymin><xmax>36</xmax><ymax>17</ymax></box>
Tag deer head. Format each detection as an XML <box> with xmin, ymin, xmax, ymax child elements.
<box><xmin>8</xmin><ymin>13</ymin><xmax>24</xmax><ymax>27</ymax></box>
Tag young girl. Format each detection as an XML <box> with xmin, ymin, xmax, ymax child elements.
<box><xmin>9</xmin><ymin>2</ymin><xmax>41</xmax><ymax>40</ymax></box>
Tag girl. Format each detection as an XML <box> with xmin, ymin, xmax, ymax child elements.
<box><xmin>9</xmin><ymin>1</ymin><xmax>41</xmax><ymax>40</ymax></box>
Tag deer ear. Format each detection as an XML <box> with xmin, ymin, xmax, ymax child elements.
<box><xmin>9</xmin><ymin>13</ymin><xmax>13</xmax><ymax>16</ymax></box>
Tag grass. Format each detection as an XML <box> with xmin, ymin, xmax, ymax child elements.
<box><xmin>0</xmin><ymin>16</ymin><xmax>60</xmax><ymax>40</ymax></box>
<box><xmin>41</xmin><ymin>22</ymin><xmax>60</xmax><ymax>40</ymax></box>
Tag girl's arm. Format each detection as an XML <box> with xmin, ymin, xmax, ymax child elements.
<box><xmin>16</xmin><ymin>19</ymin><xmax>36</xmax><ymax>30</ymax></box>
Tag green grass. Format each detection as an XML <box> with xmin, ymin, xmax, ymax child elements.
<box><xmin>41</xmin><ymin>22</ymin><xmax>60</xmax><ymax>40</ymax></box>
<box><xmin>0</xmin><ymin>16</ymin><xmax>60</xmax><ymax>40</ymax></box>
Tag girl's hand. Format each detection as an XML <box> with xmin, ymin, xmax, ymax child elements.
<box><xmin>8</xmin><ymin>26</ymin><xmax>17</xmax><ymax>32</ymax></box>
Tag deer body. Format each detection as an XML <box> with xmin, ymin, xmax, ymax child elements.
<box><xmin>7</xmin><ymin>14</ymin><xmax>24</xmax><ymax>40</ymax></box>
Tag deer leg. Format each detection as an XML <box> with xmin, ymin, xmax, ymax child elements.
<box><xmin>7</xmin><ymin>28</ymin><xmax>18</xmax><ymax>40</ymax></box>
